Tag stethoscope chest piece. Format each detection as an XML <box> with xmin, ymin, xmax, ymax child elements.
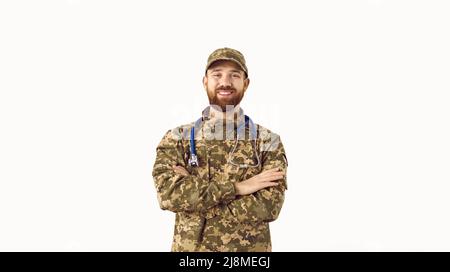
<box><xmin>188</xmin><ymin>153</ymin><xmax>199</xmax><ymax>167</ymax></box>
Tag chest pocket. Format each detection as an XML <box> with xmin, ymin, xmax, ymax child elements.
<box><xmin>225</xmin><ymin>140</ymin><xmax>262</xmax><ymax>182</ymax></box>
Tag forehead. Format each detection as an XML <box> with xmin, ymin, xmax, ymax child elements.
<box><xmin>207</xmin><ymin>60</ymin><xmax>243</xmax><ymax>73</ymax></box>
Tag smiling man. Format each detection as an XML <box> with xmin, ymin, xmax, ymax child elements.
<box><xmin>152</xmin><ymin>47</ymin><xmax>288</xmax><ymax>252</ymax></box>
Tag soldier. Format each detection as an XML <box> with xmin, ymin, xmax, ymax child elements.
<box><xmin>152</xmin><ymin>47</ymin><xmax>288</xmax><ymax>252</ymax></box>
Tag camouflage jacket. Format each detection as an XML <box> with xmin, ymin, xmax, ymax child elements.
<box><xmin>152</xmin><ymin>106</ymin><xmax>288</xmax><ymax>252</ymax></box>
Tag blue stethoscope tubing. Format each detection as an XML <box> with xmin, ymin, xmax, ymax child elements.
<box><xmin>188</xmin><ymin>115</ymin><xmax>260</xmax><ymax>168</ymax></box>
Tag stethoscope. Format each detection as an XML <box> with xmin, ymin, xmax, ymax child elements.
<box><xmin>188</xmin><ymin>115</ymin><xmax>261</xmax><ymax>169</ymax></box>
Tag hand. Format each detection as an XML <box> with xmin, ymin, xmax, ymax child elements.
<box><xmin>172</xmin><ymin>165</ymin><xmax>190</xmax><ymax>176</ymax></box>
<box><xmin>234</xmin><ymin>168</ymin><xmax>284</xmax><ymax>196</ymax></box>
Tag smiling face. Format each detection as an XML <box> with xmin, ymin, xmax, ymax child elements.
<box><xmin>203</xmin><ymin>60</ymin><xmax>250</xmax><ymax>112</ymax></box>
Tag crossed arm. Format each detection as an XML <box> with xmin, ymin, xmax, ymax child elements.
<box><xmin>173</xmin><ymin>166</ymin><xmax>283</xmax><ymax>196</ymax></box>
<box><xmin>152</xmin><ymin>129</ymin><xmax>288</xmax><ymax>224</ymax></box>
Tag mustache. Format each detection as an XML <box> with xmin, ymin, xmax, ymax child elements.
<box><xmin>216</xmin><ymin>86</ymin><xmax>236</xmax><ymax>92</ymax></box>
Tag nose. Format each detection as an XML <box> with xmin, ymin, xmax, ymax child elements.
<box><xmin>219</xmin><ymin>74</ymin><xmax>232</xmax><ymax>87</ymax></box>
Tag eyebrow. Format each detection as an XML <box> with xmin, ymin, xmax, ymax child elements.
<box><xmin>210</xmin><ymin>68</ymin><xmax>243</xmax><ymax>74</ymax></box>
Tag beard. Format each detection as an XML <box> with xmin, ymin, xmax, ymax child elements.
<box><xmin>207</xmin><ymin>86</ymin><xmax>245</xmax><ymax>112</ymax></box>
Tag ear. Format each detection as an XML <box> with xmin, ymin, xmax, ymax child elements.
<box><xmin>243</xmin><ymin>77</ymin><xmax>250</xmax><ymax>93</ymax></box>
<box><xmin>202</xmin><ymin>75</ymin><xmax>208</xmax><ymax>91</ymax></box>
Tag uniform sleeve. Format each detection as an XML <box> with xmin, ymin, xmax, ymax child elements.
<box><xmin>212</xmin><ymin>134</ymin><xmax>288</xmax><ymax>224</ymax></box>
<box><xmin>152</xmin><ymin>129</ymin><xmax>237</xmax><ymax>213</ymax></box>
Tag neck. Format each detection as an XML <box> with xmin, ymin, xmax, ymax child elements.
<box><xmin>208</xmin><ymin>104</ymin><xmax>241</xmax><ymax>121</ymax></box>
<box><xmin>201</xmin><ymin>105</ymin><xmax>242</xmax><ymax>121</ymax></box>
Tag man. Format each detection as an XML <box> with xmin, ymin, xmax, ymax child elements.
<box><xmin>152</xmin><ymin>47</ymin><xmax>288</xmax><ymax>252</ymax></box>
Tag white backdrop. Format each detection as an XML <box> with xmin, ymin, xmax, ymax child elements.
<box><xmin>1</xmin><ymin>0</ymin><xmax>449</xmax><ymax>251</ymax></box>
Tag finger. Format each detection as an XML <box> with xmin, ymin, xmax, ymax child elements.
<box><xmin>260</xmin><ymin>172</ymin><xmax>284</xmax><ymax>180</ymax></box>
<box><xmin>174</xmin><ymin>170</ymin><xmax>188</xmax><ymax>176</ymax></box>
<box><xmin>173</xmin><ymin>166</ymin><xmax>187</xmax><ymax>171</ymax></box>
<box><xmin>257</xmin><ymin>175</ymin><xmax>284</xmax><ymax>183</ymax></box>
<box><xmin>260</xmin><ymin>170</ymin><xmax>283</xmax><ymax>177</ymax></box>
<box><xmin>173</xmin><ymin>166</ymin><xmax>188</xmax><ymax>172</ymax></box>
<box><xmin>265</xmin><ymin>171</ymin><xmax>284</xmax><ymax>176</ymax></box>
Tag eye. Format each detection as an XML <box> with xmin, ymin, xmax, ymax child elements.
<box><xmin>212</xmin><ymin>73</ymin><xmax>221</xmax><ymax>78</ymax></box>
<box><xmin>232</xmin><ymin>74</ymin><xmax>241</xmax><ymax>78</ymax></box>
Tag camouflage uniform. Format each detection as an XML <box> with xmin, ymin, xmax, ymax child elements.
<box><xmin>152</xmin><ymin>106</ymin><xmax>288</xmax><ymax>252</ymax></box>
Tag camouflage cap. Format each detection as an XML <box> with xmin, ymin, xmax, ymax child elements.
<box><xmin>205</xmin><ymin>47</ymin><xmax>248</xmax><ymax>78</ymax></box>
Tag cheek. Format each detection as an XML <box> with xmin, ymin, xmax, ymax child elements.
<box><xmin>208</xmin><ymin>80</ymin><xmax>219</xmax><ymax>90</ymax></box>
<box><xmin>232</xmin><ymin>80</ymin><xmax>244</xmax><ymax>89</ymax></box>
<box><xmin>206</xmin><ymin>82</ymin><xmax>216</xmax><ymax>95</ymax></box>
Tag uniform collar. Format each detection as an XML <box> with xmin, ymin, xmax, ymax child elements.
<box><xmin>200</xmin><ymin>105</ymin><xmax>247</xmax><ymax>140</ymax></box>
<box><xmin>202</xmin><ymin>104</ymin><xmax>244</xmax><ymax>123</ymax></box>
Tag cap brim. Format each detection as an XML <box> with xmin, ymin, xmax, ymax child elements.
<box><xmin>206</xmin><ymin>58</ymin><xmax>248</xmax><ymax>76</ymax></box>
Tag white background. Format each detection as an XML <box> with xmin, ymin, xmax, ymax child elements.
<box><xmin>1</xmin><ymin>0</ymin><xmax>449</xmax><ymax>251</ymax></box>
